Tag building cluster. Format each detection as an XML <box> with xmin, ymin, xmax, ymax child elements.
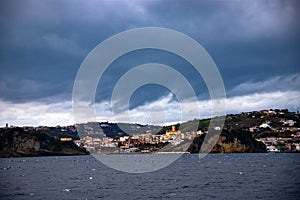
<box><xmin>229</xmin><ymin>109</ymin><xmax>300</xmax><ymax>153</ymax></box>
<box><xmin>74</xmin><ymin>126</ymin><xmax>205</xmax><ymax>154</ymax></box>
<box><xmin>257</xmin><ymin>137</ymin><xmax>300</xmax><ymax>152</ymax></box>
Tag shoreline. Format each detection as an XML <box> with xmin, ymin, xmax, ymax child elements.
<box><xmin>2</xmin><ymin>151</ymin><xmax>300</xmax><ymax>159</ymax></box>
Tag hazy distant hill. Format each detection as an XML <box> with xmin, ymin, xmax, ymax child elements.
<box><xmin>75</xmin><ymin>122</ymin><xmax>162</xmax><ymax>138</ymax></box>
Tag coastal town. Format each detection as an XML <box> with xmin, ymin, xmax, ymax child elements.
<box><xmin>1</xmin><ymin>109</ymin><xmax>300</xmax><ymax>155</ymax></box>
<box><xmin>73</xmin><ymin>109</ymin><xmax>300</xmax><ymax>153</ymax></box>
<box><xmin>74</xmin><ymin>125</ymin><xmax>203</xmax><ymax>154</ymax></box>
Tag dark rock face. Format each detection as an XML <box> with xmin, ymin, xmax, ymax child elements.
<box><xmin>188</xmin><ymin>129</ymin><xmax>267</xmax><ymax>153</ymax></box>
<box><xmin>0</xmin><ymin>128</ymin><xmax>89</xmax><ymax>158</ymax></box>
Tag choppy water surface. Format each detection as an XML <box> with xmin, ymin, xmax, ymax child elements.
<box><xmin>0</xmin><ymin>153</ymin><xmax>299</xmax><ymax>200</ymax></box>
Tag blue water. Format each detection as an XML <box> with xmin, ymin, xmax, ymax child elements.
<box><xmin>0</xmin><ymin>154</ymin><xmax>299</xmax><ymax>200</ymax></box>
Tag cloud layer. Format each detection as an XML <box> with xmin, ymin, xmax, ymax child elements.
<box><xmin>1</xmin><ymin>0</ymin><xmax>299</xmax><ymax>102</ymax></box>
<box><xmin>0</xmin><ymin>0</ymin><xmax>299</xmax><ymax>126</ymax></box>
<box><xmin>1</xmin><ymin>76</ymin><xmax>299</xmax><ymax>127</ymax></box>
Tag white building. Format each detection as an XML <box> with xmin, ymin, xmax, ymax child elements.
<box><xmin>259</xmin><ymin>123</ymin><xmax>271</xmax><ymax>128</ymax></box>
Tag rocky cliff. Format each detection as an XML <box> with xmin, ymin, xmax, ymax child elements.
<box><xmin>0</xmin><ymin>128</ymin><xmax>89</xmax><ymax>158</ymax></box>
<box><xmin>188</xmin><ymin>129</ymin><xmax>267</xmax><ymax>153</ymax></box>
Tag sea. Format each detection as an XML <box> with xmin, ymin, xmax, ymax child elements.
<box><xmin>0</xmin><ymin>153</ymin><xmax>299</xmax><ymax>200</ymax></box>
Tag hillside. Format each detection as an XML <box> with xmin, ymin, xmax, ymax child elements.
<box><xmin>188</xmin><ymin>129</ymin><xmax>267</xmax><ymax>153</ymax></box>
<box><xmin>161</xmin><ymin>109</ymin><xmax>300</xmax><ymax>153</ymax></box>
<box><xmin>0</xmin><ymin>128</ymin><xmax>89</xmax><ymax>158</ymax></box>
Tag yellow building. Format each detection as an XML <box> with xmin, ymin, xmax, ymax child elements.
<box><xmin>166</xmin><ymin>126</ymin><xmax>181</xmax><ymax>136</ymax></box>
<box><xmin>60</xmin><ymin>138</ymin><xmax>73</xmax><ymax>142</ymax></box>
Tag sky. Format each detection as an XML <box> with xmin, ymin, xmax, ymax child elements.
<box><xmin>0</xmin><ymin>0</ymin><xmax>299</xmax><ymax>126</ymax></box>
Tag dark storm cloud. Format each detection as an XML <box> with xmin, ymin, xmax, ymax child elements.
<box><xmin>143</xmin><ymin>0</ymin><xmax>300</xmax><ymax>87</ymax></box>
<box><xmin>0</xmin><ymin>0</ymin><xmax>299</xmax><ymax>105</ymax></box>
